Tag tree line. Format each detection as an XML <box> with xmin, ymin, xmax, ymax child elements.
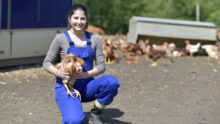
<box><xmin>78</xmin><ymin>0</ymin><xmax>220</xmax><ymax>34</ymax></box>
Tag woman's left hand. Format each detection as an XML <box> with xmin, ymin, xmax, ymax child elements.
<box><xmin>70</xmin><ymin>68</ymin><xmax>99</xmax><ymax>80</ymax></box>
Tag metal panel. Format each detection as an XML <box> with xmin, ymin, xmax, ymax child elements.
<box><xmin>136</xmin><ymin>22</ymin><xmax>216</xmax><ymax>40</ymax></box>
<box><xmin>10</xmin><ymin>0</ymin><xmax>71</xmax><ymax>29</ymax></box>
<box><xmin>0</xmin><ymin>56</ymin><xmax>45</xmax><ymax>68</ymax></box>
<box><xmin>11</xmin><ymin>28</ymin><xmax>66</xmax><ymax>58</ymax></box>
<box><xmin>127</xmin><ymin>22</ymin><xmax>137</xmax><ymax>43</ymax></box>
<box><xmin>0</xmin><ymin>30</ymin><xmax>10</xmax><ymax>59</ymax></box>
<box><xmin>130</xmin><ymin>16</ymin><xmax>216</xmax><ymax>27</ymax></box>
<box><xmin>0</xmin><ymin>0</ymin><xmax>8</xmax><ymax>29</ymax></box>
<box><xmin>127</xmin><ymin>16</ymin><xmax>217</xmax><ymax>44</ymax></box>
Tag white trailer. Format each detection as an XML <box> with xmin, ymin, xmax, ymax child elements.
<box><xmin>0</xmin><ymin>0</ymin><xmax>72</xmax><ymax>68</ymax></box>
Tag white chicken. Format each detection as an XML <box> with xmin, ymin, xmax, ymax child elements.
<box><xmin>164</xmin><ymin>42</ymin><xmax>175</xmax><ymax>63</ymax></box>
<box><xmin>185</xmin><ymin>40</ymin><xmax>201</xmax><ymax>57</ymax></box>
<box><xmin>169</xmin><ymin>42</ymin><xmax>176</xmax><ymax>51</ymax></box>
<box><xmin>172</xmin><ymin>49</ymin><xmax>189</xmax><ymax>57</ymax></box>
<box><xmin>201</xmin><ymin>44</ymin><xmax>220</xmax><ymax>60</ymax></box>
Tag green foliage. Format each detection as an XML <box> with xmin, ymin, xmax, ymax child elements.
<box><xmin>76</xmin><ymin>0</ymin><xmax>220</xmax><ymax>34</ymax></box>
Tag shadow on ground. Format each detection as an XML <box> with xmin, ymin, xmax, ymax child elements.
<box><xmin>85</xmin><ymin>108</ymin><xmax>131</xmax><ymax>124</ymax></box>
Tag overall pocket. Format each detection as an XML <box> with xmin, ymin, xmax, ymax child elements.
<box><xmin>68</xmin><ymin>47</ymin><xmax>90</xmax><ymax>59</ymax></box>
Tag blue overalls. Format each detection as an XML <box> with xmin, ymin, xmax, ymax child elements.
<box><xmin>55</xmin><ymin>31</ymin><xmax>120</xmax><ymax>124</ymax></box>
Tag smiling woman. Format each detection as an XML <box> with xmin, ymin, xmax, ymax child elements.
<box><xmin>68</xmin><ymin>10</ymin><xmax>87</xmax><ymax>31</ymax></box>
<box><xmin>43</xmin><ymin>3</ymin><xmax>120</xmax><ymax>124</ymax></box>
<box><xmin>67</xmin><ymin>3</ymin><xmax>88</xmax><ymax>30</ymax></box>
<box><xmin>67</xmin><ymin>4</ymin><xmax>88</xmax><ymax>47</ymax></box>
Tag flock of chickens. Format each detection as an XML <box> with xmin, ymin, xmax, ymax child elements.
<box><xmin>102</xmin><ymin>34</ymin><xmax>220</xmax><ymax>67</ymax></box>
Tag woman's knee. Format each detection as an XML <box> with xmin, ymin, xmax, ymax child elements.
<box><xmin>105</xmin><ymin>75</ymin><xmax>120</xmax><ymax>89</ymax></box>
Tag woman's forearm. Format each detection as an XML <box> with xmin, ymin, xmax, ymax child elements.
<box><xmin>47</xmin><ymin>65</ymin><xmax>58</xmax><ymax>76</ymax></box>
<box><xmin>87</xmin><ymin>67</ymin><xmax>100</xmax><ymax>77</ymax></box>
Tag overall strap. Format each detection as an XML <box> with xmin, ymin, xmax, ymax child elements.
<box><xmin>85</xmin><ymin>31</ymin><xmax>92</xmax><ymax>46</ymax></box>
<box><xmin>65</xmin><ymin>31</ymin><xmax>92</xmax><ymax>46</ymax></box>
<box><xmin>64</xmin><ymin>31</ymin><xmax>74</xmax><ymax>46</ymax></box>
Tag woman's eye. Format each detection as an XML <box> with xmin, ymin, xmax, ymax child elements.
<box><xmin>81</xmin><ymin>17</ymin><xmax>86</xmax><ymax>20</ymax></box>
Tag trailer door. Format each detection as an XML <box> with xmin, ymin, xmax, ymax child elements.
<box><xmin>0</xmin><ymin>31</ymin><xmax>11</xmax><ymax>59</ymax></box>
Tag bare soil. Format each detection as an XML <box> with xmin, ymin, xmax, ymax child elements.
<box><xmin>1</xmin><ymin>51</ymin><xmax>220</xmax><ymax>124</ymax></box>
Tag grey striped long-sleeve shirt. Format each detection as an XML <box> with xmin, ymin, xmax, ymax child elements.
<box><xmin>43</xmin><ymin>32</ymin><xmax>106</xmax><ymax>74</ymax></box>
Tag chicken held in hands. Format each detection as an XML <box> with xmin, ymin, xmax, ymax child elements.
<box><xmin>56</xmin><ymin>54</ymin><xmax>84</xmax><ymax>100</ymax></box>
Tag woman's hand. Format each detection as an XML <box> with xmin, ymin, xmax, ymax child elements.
<box><xmin>70</xmin><ymin>72</ymin><xmax>89</xmax><ymax>80</ymax></box>
<box><xmin>56</xmin><ymin>69</ymin><xmax>69</xmax><ymax>79</ymax></box>
<box><xmin>70</xmin><ymin>68</ymin><xmax>100</xmax><ymax>80</ymax></box>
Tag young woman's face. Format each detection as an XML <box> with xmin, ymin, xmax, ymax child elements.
<box><xmin>69</xmin><ymin>10</ymin><xmax>87</xmax><ymax>31</ymax></box>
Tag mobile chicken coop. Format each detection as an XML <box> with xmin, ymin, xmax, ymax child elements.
<box><xmin>127</xmin><ymin>16</ymin><xmax>217</xmax><ymax>47</ymax></box>
<box><xmin>0</xmin><ymin>0</ymin><xmax>74</xmax><ymax>68</ymax></box>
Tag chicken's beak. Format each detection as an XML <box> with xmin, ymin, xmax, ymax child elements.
<box><xmin>70</xmin><ymin>65</ymin><xmax>76</xmax><ymax>74</ymax></box>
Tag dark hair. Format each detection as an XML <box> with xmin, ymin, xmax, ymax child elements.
<box><xmin>68</xmin><ymin>3</ymin><xmax>88</xmax><ymax>29</ymax></box>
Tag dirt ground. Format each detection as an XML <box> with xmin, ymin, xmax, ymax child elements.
<box><xmin>1</xmin><ymin>51</ymin><xmax>220</xmax><ymax>124</ymax></box>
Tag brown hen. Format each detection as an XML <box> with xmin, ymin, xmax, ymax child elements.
<box><xmin>145</xmin><ymin>46</ymin><xmax>166</xmax><ymax>67</ymax></box>
<box><xmin>125</xmin><ymin>55</ymin><xmax>139</xmax><ymax>64</ymax></box>
<box><xmin>56</xmin><ymin>54</ymin><xmax>84</xmax><ymax>100</ymax></box>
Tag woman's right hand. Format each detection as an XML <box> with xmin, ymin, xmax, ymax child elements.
<box><xmin>56</xmin><ymin>69</ymin><xmax>69</xmax><ymax>79</ymax></box>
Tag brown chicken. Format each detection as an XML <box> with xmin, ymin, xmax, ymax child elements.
<box><xmin>56</xmin><ymin>54</ymin><xmax>84</xmax><ymax>100</ymax></box>
<box><xmin>126</xmin><ymin>42</ymin><xmax>142</xmax><ymax>55</ymax></box>
<box><xmin>119</xmin><ymin>37</ymin><xmax>130</xmax><ymax>52</ymax></box>
<box><xmin>86</xmin><ymin>25</ymin><xmax>105</xmax><ymax>35</ymax></box>
<box><xmin>217</xmin><ymin>28</ymin><xmax>220</xmax><ymax>41</ymax></box>
<box><xmin>103</xmin><ymin>42</ymin><xmax>119</xmax><ymax>64</ymax></box>
<box><xmin>140</xmin><ymin>39</ymin><xmax>151</xmax><ymax>55</ymax></box>
<box><xmin>152</xmin><ymin>42</ymin><xmax>168</xmax><ymax>51</ymax></box>
<box><xmin>125</xmin><ymin>55</ymin><xmax>139</xmax><ymax>64</ymax></box>
<box><xmin>145</xmin><ymin>45</ymin><xmax>166</xmax><ymax>67</ymax></box>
